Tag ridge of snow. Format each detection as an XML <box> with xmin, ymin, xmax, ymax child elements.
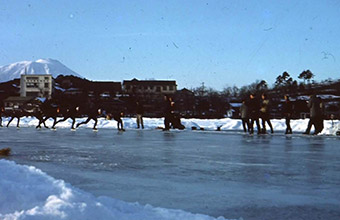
<box><xmin>1</xmin><ymin>117</ymin><xmax>340</xmax><ymax>136</ymax></box>
<box><xmin>0</xmin><ymin>159</ymin><xmax>230</xmax><ymax>220</ymax></box>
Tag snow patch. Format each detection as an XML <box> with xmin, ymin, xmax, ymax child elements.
<box><xmin>0</xmin><ymin>160</ymin><xmax>232</xmax><ymax>220</ymax></box>
<box><xmin>1</xmin><ymin>117</ymin><xmax>339</xmax><ymax>136</ymax></box>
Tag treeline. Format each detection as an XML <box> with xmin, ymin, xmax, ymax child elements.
<box><xmin>190</xmin><ymin>70</ymin><xmax>340</xmax><ymax>119</ymax></box>
<box><xmin>220</xmin><ymin>70</ymin><xmax>339</xmax><ymax>101</ymax></box>
<box><xmin>1</xmin><ymin>70</ymin><xmax>340</xmax><ymax>119</ymax></box>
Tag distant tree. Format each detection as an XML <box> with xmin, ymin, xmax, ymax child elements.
<box><xmin>231</xmin><ymin>86</ymin><xmax>240</xmax><ymax>97</ymax></box>
<box><xmin>193</xmin><ymin>82</ymin><xmax>207</xmax><ymax>97</ymax></box>
<box><xmin>274</xmin><ymin>71</ymin><xmax>296</xmax><ymax>95</ymax></box>
<box><xmin>275</xmin><ymin>71</ymin><xmax>293</xmax><ymax>88</ymax></box>
<box><xmin>222</xmin><ymin>86</ymin><xmax>232</xmax><ymax>98</ymax></box>
<box><xmin>193</xmin><ymin>85</ymin><xmax>228</xmax><ymax>117</ymax></box>
<box><xmin>275</xmin><ymin>75</ymin><xmax>282</xmax><ymax>87</ymax></box>
<box><xmin>288</xmin><ymin>80</ymin><xmax>299</xmax><ymax>94</ymax></box>
<box><xmin>237</xmin><ymin>80</ymin><xmax>266</xmax><ymax>99</ymax></box>
<box><xmin>298</xmin><ymin>70</ymin><xmax>314</xmax><ymax>84</ymax></box>
<box><xmin>256</xmin><ymin>80</ymin><xmax>268</xmax><ymax>92</ymax></box>
<box><xmin>222</xmin><ymin>85</ymin><xmax>239</xmax><ymax>99</ymax></box>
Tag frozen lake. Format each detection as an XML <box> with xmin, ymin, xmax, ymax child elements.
<box><xmin>2</xmin><ymin>127</ymin><xmax>340</xmax><ymax>220</ymax></box>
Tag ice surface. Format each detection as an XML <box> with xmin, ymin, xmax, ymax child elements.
<box><xmin>1</xmin><ymin>127</ymin><xmax>340</xmax><ymax>220</ymax></box>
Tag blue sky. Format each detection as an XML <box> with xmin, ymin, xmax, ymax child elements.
<box><xmin>1</xmin><ymin>0</ymin><xmax>340</xmax><ymax>90</ymax></box>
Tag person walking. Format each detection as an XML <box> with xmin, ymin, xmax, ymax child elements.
<box><xmin>316</xmin><ymin>96</ymin><xmax>325</xmax><ymax>134</ymax></box>
<box><xmin>260</xmin><ymin>93</ymin><xmax>274</xmax><ymax>134</ymax></box>
<box><xmin>136</xmin><ymin>101</ymin><xmax>144</xmax><ymax>129</ymax></box>
<box><xmin>248</xmin><ymin>93</ymin><xmax>261</xmax><ymax>134</ymax></box>
<box><xmin>282</xmin><ymin>95</ymin><xmax>293</xmax><ymax>134</ymax></box>
<box><xmin>240</xmin><ymin>99</ymin><xmax>250</xmax><ymax>133</ymax></box>
<box><xmin>0</xmin><ymin>101</ymin><xmax>4</xmax><ymax>127</ymax></box>
<box><xmin>303</xmin><ymin>94</ymin><xmax>323</xmax><ymax>135</ymax></box>
<box><xmin>163</xmin><ymin>95</ymin><xmax>174</xmax><ymax>131</ymax></box>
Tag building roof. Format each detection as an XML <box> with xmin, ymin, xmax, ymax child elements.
<box><xmin>177</xmin><ymin>88</ymin><xmax>194</xmax><ymax>94</ymax></box>
<box><xmin>21</xmin><ymin>74</ymin><xmax>53</xmax><ymax>77</ymax></box>
<box><xmin>3</xmin><ymin>96</ymin><xmax>35</xmax><ymax>102</ymax></box>
<box><xmin>87</xmin><ymin>81</ymin><xmax>122</xmax><ymax>91</ymax></box>
<box><xmin>123</xmin><ymin>78</ymin><xmax>176</xmax><ymax>86</ymax></box>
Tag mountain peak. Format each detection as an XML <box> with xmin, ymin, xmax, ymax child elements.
<box><xmin>0</xmin><ymin>59</ymin><xmax>82</xmax><ymax>82</ymax></box>
<box><xmin>35</xmin><ymin>58</ymin><xmax>55</xmax><ymax>63</ymax></box>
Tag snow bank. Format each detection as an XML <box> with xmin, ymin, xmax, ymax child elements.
<box><xmin>0</xmin><ymin>159</ymin><xmax>233</xmax><ymax>220</ymax></box>
<box><xmin>2</xmin><ymin>117</ymin><xmax>340</xmax><ymax>135</ymax></box>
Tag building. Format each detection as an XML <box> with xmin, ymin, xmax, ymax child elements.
<box><xmin>123</xmin><ymin>78</ymin><xmax>177</xmax><ymax>96</ymax></box>
<box><xmin>174</xmin><ymin>88</ymin><xmax>195</xmax><ymax>117</ymax></box>
<box><xmin>85</xmin><ymin>81</ymin><xmax>122</xmax><ymax>99</ymax></box>
<box><xmin>0</xmin><ymin>79</ymin><xmax>20</xmax><ymax>101</ymax></box>
<box><xmin>20</xmin><ymin>74</ymin><xmax>53</xmax><ymax>98</ymax></box>
<box><xmin>3</xmin><ymin>96</ymin><xmax>36</xmax><ymax>111</ymax></box>
<box><xmin>54</xmin><ymin>75</ymin><xmax>122</xmax><ymax>99</ymax></box>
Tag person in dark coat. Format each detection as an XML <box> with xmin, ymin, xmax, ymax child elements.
<box><xmin>260</xmin><ymin>93</ymin><xmax>274</xmax><ymax>134</ymax></box>
<box><xmin>34</xmin><ymin>106</ymin><xmax>49</xmax><ymax>129</ymax></box>
<box><xmin>163</xmin><ymin>95</ymin><xmax>174</xmax><ymax>131</ymax></box>
<box><xmin>171</xmin><ymin>113</ymin><xmax>185</xmax><ymax>130</ymax></box>
<box><xmin>53</xmin><ymin>104</ymin><xmax>80</xmax><ymax>130</ymax></box>
<box><xmin>40</xmin><ymin>99</ymin><xmax>59</xmax><ymax>129</ymax></box>
<box><xmin>248</xmin><ymin>93</ymin><xmax>261</xmax><ymax>134</ymax></box>
<box><xmin>114</xmin><ymin>112</ymin><xmax>125</xmax><ymax>131</ymax></box>
<box><xmin>0</xmin><ymin>103</ymin><xmax>4</xmax><ymax>127</ymax></box>
<box><xmin>303</xmin><ymin>94</ymin><xmax>324</xmax><ymax>135</ymax></box>
<box><xmin>136</xmin><ymin>101</ymin><xmax>144</xmax><ymax>129</ymax></box>
<box><xmin>106</xmin><ymin>111</ymin><xmax>125</xmax><ymax>131</ymax></box>
<box><xmin>282</xmin><ymin>95</ymin><xmax>293</xmax><ymax>134</ymax></box>
<box><xmin>240</xmin><ymin>99</ymin><xmax>250</xmax><ymax>133</ymax></box>
<box><xmin>6</xmin><ymin>107</ymin><xmax>24</xmax><ymax>128</ymax></box>
<box><xmin>76</xmin><ymin>101</ymin><xmax>101</xmax><ymax>130</ymax></box>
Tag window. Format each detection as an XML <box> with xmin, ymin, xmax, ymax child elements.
<box><xmin>27</xmin><ymin>77</ymin><xmax>38</xmax><ymax>80</ymax></box>
<box><xmin>44</xmin><ymin>83</ymin><xmax>49</xmax><ymax>88</ymax></box>
<box><xmin>27</xmin><ymin>83</ymin><xmax>38</xmax><ymax>88</ymax></box>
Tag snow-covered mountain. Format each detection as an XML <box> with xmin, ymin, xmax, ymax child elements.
<box><xmin>0</xmin><ymin>58</ymin><xmax>82</xmax><ymax>82</ymax></box>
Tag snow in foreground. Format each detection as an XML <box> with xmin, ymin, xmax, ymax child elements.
<box><xmin>0</xmin><ymin>160</ymin><xmax>234</xmax><ymax>220</ymax></box>
<box><xmin>2</xmin><ymin>117</ymin><xmax>340</xmax><ymax>135</ymax></box>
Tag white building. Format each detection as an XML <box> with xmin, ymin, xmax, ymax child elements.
<box><xmin>20</xmin><ymin>74</ymin><xmax>53</xmax><ymax>98</ymax></box>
